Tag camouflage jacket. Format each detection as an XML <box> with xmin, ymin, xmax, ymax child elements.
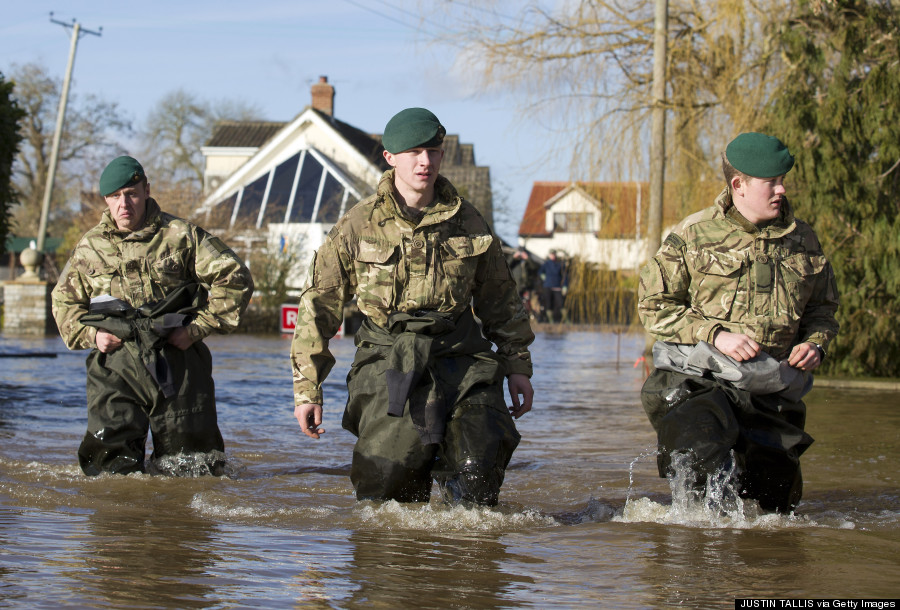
<box><xmin>52</xmin><ymin>198</ymin><xmax>254</xmax><ymax>350</ymax></box>
<box><xmin>638</xmin><ymin>189</ymin><xmax>839</xmax><ymax>361</ymax></box>
<box><xmin>291</xmin><ymin>170</ymin><xmax>534</xmax><ymax>406</ymax></box>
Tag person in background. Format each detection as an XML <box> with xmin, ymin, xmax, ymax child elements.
<box><xmin>52</xmin><ymin>156</ymin><xmax>254</xmax><ymax>476</ymax></box>
<box><xmin>637</xmin><ymin>133</ymin><xmax>839</xmax><ymax>513</ymax></box>
<box><xmin>509</xmin><ymin>246</ymin><xmax>539</xmax><ymax>319</ymax></box>
<box><xmin>290</xmin><ymin>107</ymin><xmax>534</xmax><ymax>506</ymax></box>
<box><xmin>539</xmin><ymin>249</ymin><xmax>567</xmax><ymax>323</ymax></box>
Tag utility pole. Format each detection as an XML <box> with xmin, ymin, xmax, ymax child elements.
<box><xmin>35</xmin><ymin>13</ymin><xmax>102</xmax><ymax>255</ymax></box>
<box><xmin>646</xmin><ymin>0</ymin><xmax>668</xmax><ymax>258</ymax></box>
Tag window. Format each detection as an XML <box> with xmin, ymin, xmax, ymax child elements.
<box><xmin>315</xmin><ymin>173</ymin><xmax>345</xmax><ymax>223</ymax></box>
<box><xmin>261</xmin><ymin>152</ymin><xmax>300</xmax><ymax>225</ymax></box>
<box><xmin>208</xmin><ymin>145</ymin><xmax>364</xmax><ymax>228</ymax></box>
<box><xmin>553</xmin><ymin>212</ymin><xmax>595</xmax><ymax>232</ymax></box>
<box><xmin>287</xmin><ymin>153</ymin><xmax>323</xmax><ymax>223</ymax></box>
<box><xmin>234</xmin><ymin>173</ymin><xmax>268</xmax><ymax>227</ymax></box>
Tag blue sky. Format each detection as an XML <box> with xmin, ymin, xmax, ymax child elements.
<box><xmin>0</xmin><ymin>1</ymin><xmax>569</xmax><ymax>242</ymax></box>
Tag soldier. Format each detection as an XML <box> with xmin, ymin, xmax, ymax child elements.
<box><xmin>291</xmin><ymin>108</ymin><xmax>534</xmax><ymax>506</ymax></box>
<box><xmin>638</xmin><ymin>133</ymin><xmax>839</xmax><ymax>513</ymax></box>
<box><xmin>52</xmin><ymin>156</ymin><xmax>254</xmax><ymax>476</ymax></box>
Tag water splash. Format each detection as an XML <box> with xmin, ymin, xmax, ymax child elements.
<box><xmin>618</xmin><ymin>450</ymin><xmax>822</xmax><ymax>529</ymax></box>
<box><xmin>150</xmin><ymin>450</ymin><xmax>239</xmax><ymax>478</ymax></box>
<box><xmin>625</xmin><ymin>446</ymin><xmax>660</xmax><ymax>506</ymax></box>
<box><xmin>353</xmin><ymin>499</ymin><xmax>558</xmax><ymax>532</ymax></box>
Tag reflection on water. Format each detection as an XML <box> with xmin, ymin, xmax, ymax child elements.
<box><xmin>1</xmin><ymin>331</ymin><xmax>899</xmax><ymax>606</ymax></box>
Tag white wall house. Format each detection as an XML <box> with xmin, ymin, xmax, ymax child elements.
<box><xmin>199</xmin><ymin>76</ymin><xmax>494</xmax><ymax>289</ymax></box>
<box><xmin>517</xmin><ymin>182</ymin><xmax>652</xmax><ymax>272</ymax></box>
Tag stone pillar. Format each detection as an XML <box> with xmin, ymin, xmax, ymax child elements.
<box><xmin>2</xmin><ymin>280</ymin><xmax>56</xmax><ymax>336</ymax></box>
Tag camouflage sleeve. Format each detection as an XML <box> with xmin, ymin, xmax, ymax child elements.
<box><xmin>638</xmin><ymin>235</ymin><xmax>721</xmax><ymax>345</ymax></box>
<box><xmin>187</xmin><ymin>228</ymin><xmax>255</xmax><ymax>341</ymax></box>
<box><xmin>290</xmin><ymin>237</ymin><xmax>351</xmax><ymax>406</ymax></box>
<box><xmin>50</xmin><ymin>254</ymin><xmax>98</xmax><ymax>350</ymax></box>
<box><xmin>797</xmin><ymin>257</ymin><xmax>840</xmax><ymax>351</ymax></box>
<box><xmin>472</xmin><ymin>234</ymin><xmax>534</xmax><ymax>377</ymax></box>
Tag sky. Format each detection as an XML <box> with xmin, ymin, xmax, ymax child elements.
<box><xmin>0</xmin><ymin>1</ymin><xmax>569</xmax><ymax>242</ymax></box>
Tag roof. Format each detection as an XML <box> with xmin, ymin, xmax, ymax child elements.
<box><xmin>204</xmin><ymin>110</ymin><xmax>390</xmax><ymax>171</ymax></box>
<box><xmin>311</xmin><ymin>109</ymin><xmax>389</xmax><ymax>170</ymax></box>
<box><xmin>519</xmin><ymin>181</ymin><xmax>708</xmax><ymax>238</ymax></box>
<box><xmin>4</xmin><ymin>236</ymin><xmax>64</xmax><ymax>254</ymax></box>
<box><xmin>206</xmin><ymin>121</ymin><xmax>286</xmax><ymax>148</ymax></box>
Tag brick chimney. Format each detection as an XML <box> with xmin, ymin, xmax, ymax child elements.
<box><xmin>311</xmin><ymin>75</ymin><xmax>335</xmax><ymax>116</ymax></box>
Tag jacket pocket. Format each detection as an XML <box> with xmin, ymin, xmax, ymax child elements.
<box><xmin>440</xmin><ymin>234</ymin><xmax>492</xmax><ymax>276</ymax></box>
<box><xmin>151</xmin><ymin>254</ymin><xmax>187</xmax><ymax>289</ymax></box>
<box><xmin>437</xmin><ymin>234</ymin><xmax>493</xmax><ymax>307</ymax></box>
<box><xmin>354</xmin><ymin>239</ymin><xmax>398</xmax><ymax>309</ymax></box>
<box><xmin>689</xmin><ymin>249</ymin><xmax>744</xmax><ymax>319</ymax></box>
<box><xmin>79</xmin><ymin>261</ymin><xmax>120</xmax><ymax>297</ymax></box>
<box><xmin>780</xmin><ymin>253</ymin><xmax>827</xmax><ymax>317</ymax></box>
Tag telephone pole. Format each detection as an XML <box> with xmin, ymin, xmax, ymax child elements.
<box><xmin>35</xmin><ymin>12</ymin><xmax>102</xmax><ymax>255</ymax></box>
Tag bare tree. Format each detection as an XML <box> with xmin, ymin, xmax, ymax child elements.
<box><xmin>9</xmin><ymin>62</ymin><xmax>131</xmax><ymax>238</ymax></box>
<box><xmin>139</xmin><ymin>90</ymin><xmax>262</xmax><ymax>193</ymax></box>
<box><xmin>428</xmin><ymin>0</ymin><xmax>794</xmax><ymax>217</ymax></box>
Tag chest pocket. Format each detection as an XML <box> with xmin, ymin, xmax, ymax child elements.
<box><xmin>689</xmin><ymin>249</ymin><xmax>745</xmax><ymax>320</ymax></box>
<box><xmin>440</xmin><ymin>235</ymin><xmax>492</xmax><ymax>275</ymax></box>
<box><xmin>780</xmin><ymin>253</ymin><xmax>827</xmax><ymax>317</ymax></box>
<box><xmin>78</xmin><ymin>262</ymin><xmax>120</xmax><ymax>298</ymax></box>
<box><xmin>438</xmin><ymin>234</ymin><xmax>492</xmax><ymax>307</ymax></box>
<box><xmin>151</xmin><ymin>254</ymin><xmax>187</xmax><ymax>290</ymax></box>
<box><xmin>354</xmin><ymin>239</ymin><xmax>399</xmax><ymax>309</ymax></box>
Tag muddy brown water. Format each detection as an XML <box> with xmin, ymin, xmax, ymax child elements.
<box><xmin>1</xmin><ymin>331</ymin><xmax>898</xmax><ymax>608</ymax></box>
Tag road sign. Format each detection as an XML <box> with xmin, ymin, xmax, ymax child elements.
<box><xmin>280</xmin><ymin>303</ymin><xmax>342</xmax><ymax>337</ymax></box>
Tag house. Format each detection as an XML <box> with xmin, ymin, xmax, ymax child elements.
<box><xmin>517</xmin><ymin>181</ymin><xmax>712</xmax><ymax>272</ymax></box>
<box><xmin>199</xmin><ymin>77</ymin><xmax>493</xmax><ymax>288</ymax></box>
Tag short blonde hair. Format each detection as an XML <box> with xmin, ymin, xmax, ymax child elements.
<box><xmin>721</xmin><ymin>152</ymin><xmax>750</xmax><ymax>188</ymax></box>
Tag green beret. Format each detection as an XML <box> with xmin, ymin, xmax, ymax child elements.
<box><xmin>725</xmin><ymin>132</ymin><xmax>794</xmax><ymax>178</ymax></box>
<box><xmin>99</xmin><ymin>156</ymin><xmax>145</xmax><ymax>196</ymax></box>
<box><xmin>382</xmin><ymin>107</ymin><xmax>446</xmax><ymax>154</ymax></box>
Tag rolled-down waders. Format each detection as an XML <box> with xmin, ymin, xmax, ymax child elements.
<box><xmin>641</xmin><ymin>368</ymin><xmax>813</xmax><ymax>512</ymax></box>
<box><xmin>342</xmin><ymin>312</ymin><xmax>521</xmax><ymax>505</ymax></box>
<box><xmin>79</xmin><ymin>341</ymin><xmax>223</xmax><ymax>475</ymax></box>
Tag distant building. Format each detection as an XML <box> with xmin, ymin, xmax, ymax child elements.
<box><xmin>517</xmin><ymin>181</ymin><xmax>710</xmax><ymax>272</ymax></box>
<box><xmin>199</xmin><ymin>77</ymin><xmax>493</xmax><ymax>288</ymax></box>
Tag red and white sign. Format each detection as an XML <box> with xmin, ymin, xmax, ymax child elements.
<box><xmin>280</xmin><ymin>303</ymin><xmax>343</xmax><ymax>337</ymax></box>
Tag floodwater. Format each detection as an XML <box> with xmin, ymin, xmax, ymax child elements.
<box><xmin>1</xmin><ymin>330</ymin><xmax>898</xmax><ymax>608</ymax></box>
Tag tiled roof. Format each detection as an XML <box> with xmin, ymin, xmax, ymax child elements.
<box><xmin>519</xmin><ymin>182</ymin><xmax>569</xmax><ymax>236</ymax></box>
<box><xmin>311</xmin><ymin>109</ymin><xmax>389</xmax><ymax>170</ymax></box>
<box><xmin>205</xmin><ymin>121</ymin><xmax>287</xmax><ymax>148</ymax></box>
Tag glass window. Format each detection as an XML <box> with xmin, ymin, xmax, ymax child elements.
<box><xmin>208</xmin><ymin>192</ymin><xmax>238</xmax><ymax>227</ymax></box>
<box><xmin>553</xmin><ymin>212</ymin><xmax>595</xmax><ymax>232</ymax></box>
<box><xmin>261</xmin><ymin>153</ymin><xmax>300</xmax><ymax>226</ymax></box>
<box><xmin>234</xmin><ymin>173</ymin><xmax>269</xmax><ymax>227</ymax></box>
<box><xmin>315</xmin><ymin>173</ymin><xmax>345</xmax><ymax>223</ymax></box>
<box><xmin>288</xmin><ymin>154</ymin><xmax>324</xmax><ymax>223</ymax></box>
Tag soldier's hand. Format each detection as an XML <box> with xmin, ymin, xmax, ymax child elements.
<box><xmin>166</xmin><ymin>326</ymin><xmax>194</xmax><ymax>351</ymax></box>
<box><xmin>507</xmin><ymin>373</ymin><xmax>533</xmax><ymax>419</ymax></box>
<box><xmin>713</xmin><ymin>330</ymin><xmax>760</xmax><ymax>362</ymax></box>
<box><xmin>95</xmin><ymin>330</ymin><xmax>123</xmax><ymax>353</ymax></box>
<box><xmin>295</xmin><ymin>403</ymin><xmax>325</xmax><ymax>439</ymax></box>
<box><xmin>788</xmin><ymin>342</ymin><xmax>821</xmax><ymax>372</ymax></box>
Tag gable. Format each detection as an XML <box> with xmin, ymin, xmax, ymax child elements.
<box><xmin>199</xmin><ymin>108</ymin><xmax>385</xmax><ymax>229</ymax></box>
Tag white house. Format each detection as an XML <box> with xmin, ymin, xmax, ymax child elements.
<box><xmin>517</xmin><ymin>181</ymin><xmax>652</xmax><ymax>272</ymax></box>
<box><xmin>199</xmin><ymin>76</ymin><xmax>494</xmax><ymax>288</ymax></box>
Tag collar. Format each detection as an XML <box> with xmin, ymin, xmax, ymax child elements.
<box><xmin>376</xmin><ymin>170</ymin><xmax>463</xmax><ymax>228</ymax></box>
<box><xmin>714</xmin><ymin>187</ymin><xmax>796</xmax><ymax>237</ymax></box>
<box><xmin>100</xmin><ymin>197</ymin><xmax>162</xmax><ymax>238</ymax></box>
